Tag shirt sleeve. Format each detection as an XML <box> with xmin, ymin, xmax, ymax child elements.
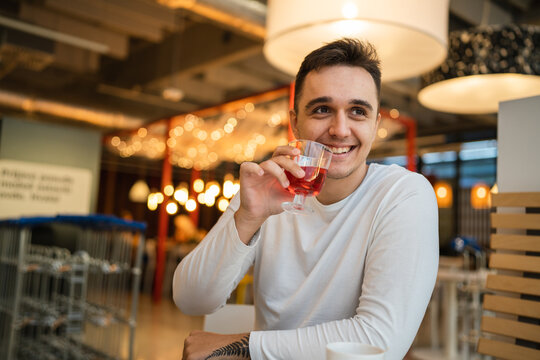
<box><xmin>249</xmin><ymin>173</ymin><xmax>439</xmax><ymax>360</ymax></box>
<box><xmin>172</xmin><ymin>194</ymin><xmax>259</xmax><ymax>315</ymax></box>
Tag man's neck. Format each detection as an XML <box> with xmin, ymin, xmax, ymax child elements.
<box><xmin>316</xmin><ymin>163</ymin><xmax>369</xmax><ymax>205</ymax></box>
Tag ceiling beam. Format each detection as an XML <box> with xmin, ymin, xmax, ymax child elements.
<box><xmin>44</xmin><ymin>0</ymin><xmax>172</xmax><ymax>42</ymax></box>
<box><xmin>103</xmin><ymin>21</ymin><xmax>261</xmax><ymax>88</ymax></box>
<box><xmin>20</xmin><ymin>3</ymin><xmax>129</xmax><ymax>59</ymax></box>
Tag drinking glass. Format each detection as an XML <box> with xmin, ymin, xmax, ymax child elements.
<box><xmin>281</xmin><ymin>139</ymin><xmax>332</xmax><ymax>214</ymax></box>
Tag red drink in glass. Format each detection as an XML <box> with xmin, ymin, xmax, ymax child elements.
<box><xmin>281</xmin><ymin>140</ymin><xmax>332</xmax><ymax>214</ymax></box>
<box><xmin>285</xmin><ymin>166</ymin><xmax>327</xmax><ymax>197</ymax></box>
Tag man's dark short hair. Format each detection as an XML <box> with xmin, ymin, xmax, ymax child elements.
<box><xmin>293</xmin><ymin>38</ymin><xmax>381</xmax><ymax>113</ymax></box>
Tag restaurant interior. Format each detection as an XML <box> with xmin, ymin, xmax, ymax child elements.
<box><xmin>0</xmin><ymin>0</ymin><xmax>539</xmax><ymax>359</ymax></box>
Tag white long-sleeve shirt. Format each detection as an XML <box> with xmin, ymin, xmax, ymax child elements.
<box><xmin>173</xmin><ymin>163</ymin><xmax>439</xmax><ymax>360</ymax></box>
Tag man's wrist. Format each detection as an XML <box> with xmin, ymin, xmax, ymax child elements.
<box><xmin>205</xmin><ymin>333</ymin><xmax>250</xmax><ymax>360</ymax></box>
<box><xmin>234</xmin><ymin>208</ymin><xmax>265</xmax><ymax>245</ymax></box>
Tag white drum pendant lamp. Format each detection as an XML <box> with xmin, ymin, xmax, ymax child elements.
<box><xmin>418</xmin><ymin>24</ymin><xmax>540</xmax><ymax>114</ymax></box>
<box><xmin>264</xmin><ymin>0</ymin><xmax>449</xmax><ymax>82</ymax></box>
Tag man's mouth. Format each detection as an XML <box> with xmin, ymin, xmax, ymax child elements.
<box><xmin>328</xmin><ymin>146</ymin><xmax>355</xmax><ymax>155</ymax></box>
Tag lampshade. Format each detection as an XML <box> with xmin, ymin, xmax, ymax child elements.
<box><xmin>264</xmin><ymin>0</ymin><xmax>449</xmax><ymax>82</ymax></box>
<box><xmin>129</xmin><ymin>179</ymin><xmax>150</xmax><ymax>203</ymax></box>
<box><xmin>418</xmin><ymin>24</ymin><xmax>540</xmax><ymax>114</ymax></box>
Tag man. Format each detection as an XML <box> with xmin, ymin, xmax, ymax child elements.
<box><xmin>173</xmin><ymin>38</ymin><xmax>438</xmax><ymax>360</ymax></box>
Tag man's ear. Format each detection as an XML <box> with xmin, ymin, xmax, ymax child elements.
<box><xmin>372</xmin><ymin>112</ymin><xmax>382</xmax><ymax>142</ymax></box>
<box><xmin>289</xmin><ymin>109</ymin><xmax>300</xmax><ymax>139</ymax></box>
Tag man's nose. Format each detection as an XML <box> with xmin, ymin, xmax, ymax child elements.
<box><xmin>329</xmin><ymin>111</ymin><xmax>351</xmax><ymax>138</ymax></box>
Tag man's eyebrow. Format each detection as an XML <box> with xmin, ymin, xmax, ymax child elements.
<box><xmin>304</xmin><ymin>96</ymin><xmax>332</xmax><ymax>111</ymax></box>
<box><xmin>350</xmin><ymin>99</ymin><xmax>373</xmax><ymax>112</ymax></box>
<box><xmin>304</xmin><ymin>97</ymin><xmax>374</xmax><ymax>112</ymax></box>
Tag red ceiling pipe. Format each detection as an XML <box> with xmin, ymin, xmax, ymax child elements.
<box><xmin>189</xmin><ymin>168</ymin><xmax>201</xmax><ymax>227</ymax></box>
<box><xmin>288</xmin><ymin>82</ymin><xmax>295</xmax><ymax>142</ymax></box>
<box><xmin>153</xmin><ymin>118</ymin><xmax>173</xmax><ymax>303</ymax></box>
<box><xmin>379</xmin><ymin>109</ymin><xmax>417</xmax><ymax>172</ymax></box>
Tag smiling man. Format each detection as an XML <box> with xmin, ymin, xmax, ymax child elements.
<box><xmin>173</xmin><ymin>38</ymin><xmax>439</xmax><ymax>360</ymax></box>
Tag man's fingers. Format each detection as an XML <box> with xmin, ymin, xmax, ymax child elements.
<box><xmin>271</xmin><ymin>156</ymin><xmax>305</xmax><ymax>179</ymax></box>
<box><xmin>239</xmin><ymin>161</ymin><xmax>264</xmax><ymax>177</ymax></box>
<box><xmin>259</xmin><ymin>160</ymin><xmax>291</xmax><ymax>188</ymax></box>
<box><xmin>272</xmin><ymin>145</ymin><xmax>300</xmax><ymax>157</ymax></box>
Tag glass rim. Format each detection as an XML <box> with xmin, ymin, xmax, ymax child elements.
<box><xmin>288</xmin><ymin>139</ymin><xmax>332</xmax><ymax>154</ymax></box>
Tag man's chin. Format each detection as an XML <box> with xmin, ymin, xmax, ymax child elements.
<box><xmin>327</xmin><ymin>169</ymin><xmax>354</xmax><ymax>180</ymax></box>
<box><xmin>326</xmin><ymin>163</ymin><xmax>366</xmax><ymax>181</ymax></box>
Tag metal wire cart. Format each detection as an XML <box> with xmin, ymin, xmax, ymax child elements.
<box><xmin>0</xmin><ymin>215</ymin><xmax>146</xmax><ymax>360</ymax></box>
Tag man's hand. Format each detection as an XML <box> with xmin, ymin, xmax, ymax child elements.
<box><xmin>182</xmin><ymin>331</ymin><xmax>250</xmax><ymax>360</ymax></box>
<box><xmin>234</xmin><ymin>145</ymin><xmax>305</xmax><ymax>244</ymax></box>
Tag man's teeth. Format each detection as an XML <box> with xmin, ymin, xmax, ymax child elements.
<box><xmin>330</xmin><ymin>146</ymin><xmax>351</xmax><ymax>154</ymax></box>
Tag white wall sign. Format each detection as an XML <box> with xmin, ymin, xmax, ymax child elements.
<box><xmin>0</xmin><ymin>159</ymin><xmax>92</xmax><ymax>219</ymax></box>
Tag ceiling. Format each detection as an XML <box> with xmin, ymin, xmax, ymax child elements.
<box><xmin>0</xmin><ymin>0</ymin><xmax>538</xmax><ymax>160</ymax></box>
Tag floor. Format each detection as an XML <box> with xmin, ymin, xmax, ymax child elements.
<box><xmin>133</xmin><ymin>294</ymin><xmax>203</xmax><ymax>360</ymax></box>
<box><xmin>131</xmin><ymin>293</ymin><xmax>424</xmax><ymax>360</ymax></box>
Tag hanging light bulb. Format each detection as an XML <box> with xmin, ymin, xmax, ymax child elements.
<box><xmin>129</xmin><ymin>179</ymin><xmax>150</xmax><ymax>203</ymax></box>
<box><xmin>434</xmin><ymin>181</ymin><xmax>453</xmax><ymax>208</ymax></box>
<box><xmin>471</xmin><ymin>183</ymin><xmax>491</xmax><ymax>209</ymax></box>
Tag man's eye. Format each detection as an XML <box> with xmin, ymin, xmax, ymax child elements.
<box><xmin>351</xmin><ymin>107</ymin><xmax>366</xmax><ymax>116</ymax></box>
<box><xmin>313</xmin><ymin>106</ymin><xmax>330</xmax><ymax>114</ymax></box>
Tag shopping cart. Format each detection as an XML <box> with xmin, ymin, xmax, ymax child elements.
<box><xmin>0</xmin><ymin>215</ymin><xmax>146</xmax><ymax>360</ymax></box>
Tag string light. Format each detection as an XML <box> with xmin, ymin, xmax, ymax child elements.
<box><xmin>166</xmin><ymin>201</ymin><xmax>178</xmax><ymax>215</ymax></box>
<box><xmin>218</xmin><ymin>197</ymin><xmax>229</xmax><ymax>212</ymax></box>
<box><xmin>197</xmin><ymin>193</ymin><xmax>206</xmax><ymax>205</ymax></box>
<box><xmin>223</xmin><ymin>180</ymin><xmax>235</xmax><ymax>199</ymax></box>
<box><xmin>185</xmin><ymin>198</ymin><xmax>197</xmax><ymax>212</ymax></box>
<box><xmin>193</xmin><ymin>179</ymin><xmax>205</xmax><ymax>193</ymax></box>
<box><xmin>147</xmin><ymin>193</ymin><xmax>159</xmax><ymax>211</ymax></box>
<box><xmin>164</xmin><ymin>185</ymin><xmax>174</xmax><ymax>196</ymax></box>
<box><xmin>174</xmin><ymin>187</ymin><xmax>189</xmax><ymax>204</ymax></box>
<box><xmin>137</xmin><ymin>128</ymin><xmax>147</xmax><ymax>137</ymax></box>
<box><xmin>106</xmin><ymin>92</ymin><xmax>292</xmax><ymax>171</ymax></box>
<box><xmin>206</xmin><ymin>181</ymin><xmax>221</xmax><ymax>197</ymax></box>
<box><xmin>204</xmin><ymin>193</ymin><xmax>216</xmax><ymax>207</ymax></box>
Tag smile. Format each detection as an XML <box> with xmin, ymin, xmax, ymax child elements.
<box><xmin>328</xmin><ymin>146</ymin><xmax>355</xmax><ymax>154</ymax></box>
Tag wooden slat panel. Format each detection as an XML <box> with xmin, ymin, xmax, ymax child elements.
<box><xmin>478</xmin><ymin>338</ymin><xmax>540</xmax><ymax>360</ymax></box>
<box><xmin>491</xmin><ymin>234</ymin><xmax>540</xmax><ymax>252</ymax></box>
<box><xmin>482</xmin><ymin>316</ymin><xmax>540</xmax><ymax>343</ymax></box>
<box><xmin>483</xmin><ymin>294</ymin><xmax>540</xmax><ymax>318</ymax></box>
<box><xmin>486</xmin><ymin>274</ymin><xmax>540</xmax><ymax>296</ymax></box>
<box><xmin>491</xmin><ymin>213</ymin><xmax>540</xmax><ymax>230</ymax></box>
<box><xmin>489</xmin><ymin>253</ymin><xmax>540</xmax><ymax>273</ymax></box>
<box><xmin>492</xmin><ymin>192</ymin><xmax>540</xmax><ymax>208</ymax></box>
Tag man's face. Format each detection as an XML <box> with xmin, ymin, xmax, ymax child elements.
<box><xmin>290</xmin><ymin>65</ymin><xmax>380</xmax><ymax>181</ymax></box>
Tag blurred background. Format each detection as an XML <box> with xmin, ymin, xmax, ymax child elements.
<box><xmin>0</xmin><ymin>0</ymin><xmax>539</xmax><ymax>359</ymax></box>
